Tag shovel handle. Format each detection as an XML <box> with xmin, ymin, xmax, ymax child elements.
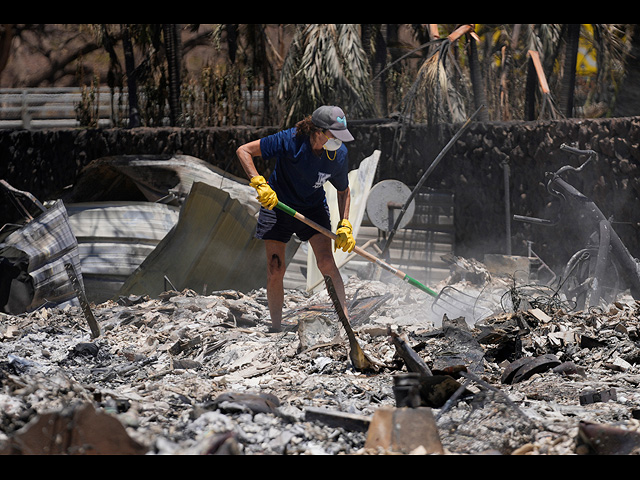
<box><xmin>275</xmin><ymin>202</ymin><xmax>438</xmax><ymax>298</ymax></box>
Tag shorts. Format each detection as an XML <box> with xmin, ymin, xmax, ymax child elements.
<box><xmin>255</xmin><ymin>202</ymin><xmax>331</xmax><ymax>243</ymax></box>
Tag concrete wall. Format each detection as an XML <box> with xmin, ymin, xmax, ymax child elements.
<box><xmin>1</xmin><ymin>117</ymin><xmax>639</xmax><ymax>273</ymax></box>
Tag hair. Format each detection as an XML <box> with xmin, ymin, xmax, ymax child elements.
<box><xmin>295</xmin><ymin>115</ymin><xmax>321</xmax><ymax>138</ymax></box>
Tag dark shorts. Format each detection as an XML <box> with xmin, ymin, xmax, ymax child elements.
<box><xmin>256</xmin><ymin>202</ymin><xmax>331</xmax><ymax>243</ymax></box>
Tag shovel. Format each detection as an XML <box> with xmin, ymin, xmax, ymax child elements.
<box><xmin>275</xmin><ymin>201</ymin><xmax>481</xmax><ymax>321</ymax></box>
<box><xmin>324</xmin><ymin>275</ymin><xmax>382</xmax><ymax>371</ymax></box>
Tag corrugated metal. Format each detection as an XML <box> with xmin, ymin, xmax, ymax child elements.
<box><xmin>63</xmin><ymin>154</ymin><xmax>263</xmax><ymax>303</ymax></box>
<box><xmin>66</xmin><ymin>202</ymin><xmax>180</xmax><ymax>304</ymax></box>
<box><xmin>119</xmin><ymin>181</ymin><xmax>299</xmax><ymax>298</ymax></box>
<box><xmin>65</xmin><ymin>154</ymin><xmax>260</xmax><ymax>217</ymax></box>
<box><xmin>0</xmin><ymin>200</ymin><xmax>82</xmax><ymax>312</ymax></box>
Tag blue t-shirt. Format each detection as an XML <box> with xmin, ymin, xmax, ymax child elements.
<box><xmin>260</xmin><ymin>128</ymin><xmax>349</xmax><ymax>210</ymax></box>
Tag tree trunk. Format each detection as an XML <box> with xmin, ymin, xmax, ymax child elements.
<box><xmin>122</xmin><ymin>26</ymin><xmax>140</xmax><ymax>128</ymax></box>
<box><xmin>361</xmin><ymin>24</ymin><xmax>388</xmax><ymax>117</ymax></box>
<box><xmin>613</xmin><ymin>24</ymin><xmax>640</xmax><ymax>117</ymax></box>
<box><xmin>468</xmin><ymin>34</ymin><xmax>490</xmax><ymax>122</ymax></box>
<box><xmin>163</xmin><ymin>24</ymin><xmax>182</xmax><ymax>127</ymax></box>
<box><xmin>558</xmin><ymin>24</ymin><xmax>580</xmax><ymax>118</ymax></box>
<box><xmin>0</xmin><ymin>25</ymin><xmax>14</xmax><ymax>78</ymax></box>
<box><xmin>226</xmin><ymin>24</ymin><xmax>239</xmax><ymax>63</ymax></box>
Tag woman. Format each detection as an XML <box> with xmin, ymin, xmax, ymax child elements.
<box><xmin>236</xmin><ymin>106</ymin><xmax>356</xmax><ymax>332</ymax></box>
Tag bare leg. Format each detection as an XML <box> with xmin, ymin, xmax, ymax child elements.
<box><xmin>308</xmin><ymin>233</ymin><xmax>349</xmax><ymax>319</ymax></box>
<box><xmin>264</xmin><ymin>240</ymin><xmax>287</xmax><ymax>331</ymax></box>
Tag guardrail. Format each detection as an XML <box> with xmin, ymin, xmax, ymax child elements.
<box><xmin>0</xmin><ymin>87</ymin><xmax>124</xmax><ymax>130</ymax></box>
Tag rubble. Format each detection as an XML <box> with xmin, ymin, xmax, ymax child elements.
<box><xmin>1</xmin><ymin>267</ymin><xmax>639</xmax><ymax>455</ymax></box>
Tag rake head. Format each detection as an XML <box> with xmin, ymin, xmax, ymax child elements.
<box><xmin>431</xmin><ymin>286</ymin><xmax>493</xmax><ymax>324</ymax></box>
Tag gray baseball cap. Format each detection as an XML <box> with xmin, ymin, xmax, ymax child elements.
<box><xmin>311</xmin><ymin>106</ymin><xmax>355</xmax><ymax>142</ymax></box>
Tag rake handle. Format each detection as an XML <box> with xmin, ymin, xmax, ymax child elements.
<box><xmin>275</xmin><ymin>202</ymin><xmax>438</xmax><ymax>298</ymax></box>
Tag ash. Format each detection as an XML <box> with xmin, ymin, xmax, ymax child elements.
<box><xmin>1</xmin><ymin>274</ymin><xmax>640</xmax><ymax>455</ymax></box>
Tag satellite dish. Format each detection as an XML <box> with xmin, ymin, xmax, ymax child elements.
<box><xmin>366</xmin><ymin>180</ymin><xmax>415</xmax><ymax>232</ymax></box>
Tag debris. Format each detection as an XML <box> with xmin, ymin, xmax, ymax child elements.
<box><xmin>483</xmin><ymin>254</ymin><xmax>531</xmax><ymax>284</ymax></box>
<box><xmin>0</xmin><ymin>195</ymin><xmax>83</xmax><ymax>314</ymax></box>
<box><xmin>392</xmin><ymin>373</ymin><xmax>422</xmax><ymax>408</ymax></box>
<box><xmin>0</xmin><ymin>266</ymin><xmax>639</xmax><ymax>455</ymax></box>
<box><xmin>305</xmin><ymin>407</ymin><xmax>371</xmax><ymax>433</ymax></box>
<box><xmin>62</xmin><ymin>154</ymin><xmax>260</xmax><ymax>212</ymax></box>
<box><xmin>440</xmin><ymin>254</ymin><xmax>492</xmax><ymax>286</ymax></box>
<box><xmin>501</xmin><ymin>354</ymin><xmax>561</xmax><ymax>385</ymax></box>
<box><xmin>576</xmin><ymin>421</ymin><xmax>640</xmax><ymax>455</ymax></box>
<box><xmin>552</xmin><ymin>361</ymin><xmax>586</xmax><ymax>377</ymax></box>
<box><xmin>65</xmin><ymin>201</ymin><xmax>180</xmax><ymax>304</ymax></box>
<box><xmin>65</xmin><ymin>262</ymin><xmax>100</xmax><ymax>338</ymax></box>
<box><xmin>388</xmin><ymin>327</ymin><xmax>433</xmax><ymax>378</ymax></box>
<box><xmin>0</xmin><ymin>402</ymin><xmax>146</xmax><ymax>455</ymax></box>
<box><xmin>364</xmin><ymin>407</ymin><xmax>444</xmax><ymax>454</ymax></box>
<box><xmin>579</xmin><ymin>388</ymin><xmax>617</xmax><ymax>406</ymax></box>
<box><xmin>208</xmin><ymin>392</ymin><xmax>280</xmax><ymax>416</ymax></box>
<box><xmin>297</xmin><ymin>313</ymin><xmax>340</xmax><ymax>351</ymax></box>
<box><xmin>0</xmin><ymin>246</ymin><xmax>33</xmax><ymax>315</ymax></box>
<box><xmin>388</xmin><ymin>324</ymin><xmax>470</xmax><ymax>408</ymax></box>
<box><xmin>418</xmin><ymin>375</ymin><xmax>466</xmax><ymax>409</ymax></box>
<box><xmin>119</xmin><ymin>181</ymin><xmax>299</xmax><ymax>298</ymax></box>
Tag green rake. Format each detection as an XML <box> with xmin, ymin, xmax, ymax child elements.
<box><xmin>276</xmin><ymin>201</ymin><xmax>439</xmax><ymax>297</ymax></box>
<box><xmin>275</xmin><ymin>201</ymin><xmax>487</xmax><ymax>322</ymax></box>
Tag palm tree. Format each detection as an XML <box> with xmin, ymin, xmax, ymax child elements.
<box><xmin>163</xmin><ymin>24</ymin><xmax>183</xmax><ymax>127</ymax></box>
<box><xmin>403</xmin><ymin>24</ymin><xmax>476</xmax><ymax>126</ymax></box>
<box><xmin>242</xmin><ymin>24</ymin><xmax>275</xmax><ymax>124</ymax></box>
<box><xmin>613</xmin><ymin>24</ymin><xmax>640</xmax><ymax>116</ymax></box>
<box><xmin>121</xmin><ymin>25</ymin><xmax>141</xmax><ymax>128</ymax></box>
<box><xmin>558</xmin><ymin>24</ymin><xmax>581</xmax><ymax>117</ymax></box>
<box><xmin>467</xmin><ymin>29</ymin><xmax>490</xmax><ymax>122</ymax></box>
<box><xmin>521</xmin><ymin>24</ymin><xmax>562</xmax><ymax>120</ymax></box>
<box><xmin>360</xmin><ymin>24</ymin><xmax>389</xmax><ymax>117</ymax></box>
<box><xmin>278</xmin><ymin>24</ymin><xmax>375</xmax><ymax>127</ymax></box>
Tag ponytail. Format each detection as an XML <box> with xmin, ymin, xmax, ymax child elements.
<box><xmin>295</xmin><ymin>116</ymin><xmax>321</xmax><ymax>138</ymax></box>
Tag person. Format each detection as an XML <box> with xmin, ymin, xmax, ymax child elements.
<box><xmin>236</xmin><ymin>105</ymin><xmax>356</xmax><ymax>332</ymax></box>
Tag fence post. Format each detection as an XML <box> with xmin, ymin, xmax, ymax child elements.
<box><xmin>20</xmin><ymin>89</ymin><xmax>31</xmax><ymax>129</ymax></box>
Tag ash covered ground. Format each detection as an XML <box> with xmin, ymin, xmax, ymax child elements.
<box><xmin>1</xmin><ymin>268</ymin><xmax>640</xmax><ymax>455</ymax></box>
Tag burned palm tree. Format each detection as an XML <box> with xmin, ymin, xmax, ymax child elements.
<box><xmin>163</xmin><ymin>24</ymin><xmax>183</xmax><ymax>127</ymax></box>
<box><xmin>522</xmin><ymin>24</ymin><xmax>563</xmax><ymax>120</ymax></box>
<box><xmin>278</xmin><ymin>24</ymin><xmax>375</xmax><ymax>127</ymax></box>
<box><xmin>398</xmin><ymin>24</ymin><xmax>484</xmax><ymax>129</ymax></box>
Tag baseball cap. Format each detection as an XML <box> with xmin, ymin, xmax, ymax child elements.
<box><xmin>311</xmin><ymin>106</ymin><xmax>355</xmax><ymax>143</ymax></box>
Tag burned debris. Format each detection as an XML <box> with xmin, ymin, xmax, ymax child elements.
<box><xmin>2</xmin><ymin>150</ymin><xmax>640</xmax><ymax>455</ymax></box>
<box><xmin>1</xmin><ymin>267</ymin><xmax>639</xmax><ymax>454</ymax></box>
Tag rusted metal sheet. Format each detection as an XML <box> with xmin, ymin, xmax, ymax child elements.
<box><xmin>577</xmin><ymin>421</ymin><xmax>640</xmax><ymax>455</ymax></box>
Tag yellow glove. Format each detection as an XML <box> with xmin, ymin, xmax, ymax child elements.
<box><xmin>335</xmin><ymin>219</ymin><xmax>356</xmax><ymax>253</ymax></box>
<box><xmin>250</xmin><ymin>175</ymin><xmax>278</xmax><ymax>210</ymax></box>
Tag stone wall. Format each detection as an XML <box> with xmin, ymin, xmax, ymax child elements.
<box><xmin>372</xmin><ymin>117</ymin><xmax>640</xmax><ymax>272</ymax></box>
<box><xmin>1</xmin><ymin>117</ymin><xmax>639</xmax><ymax>274</ymax></box>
